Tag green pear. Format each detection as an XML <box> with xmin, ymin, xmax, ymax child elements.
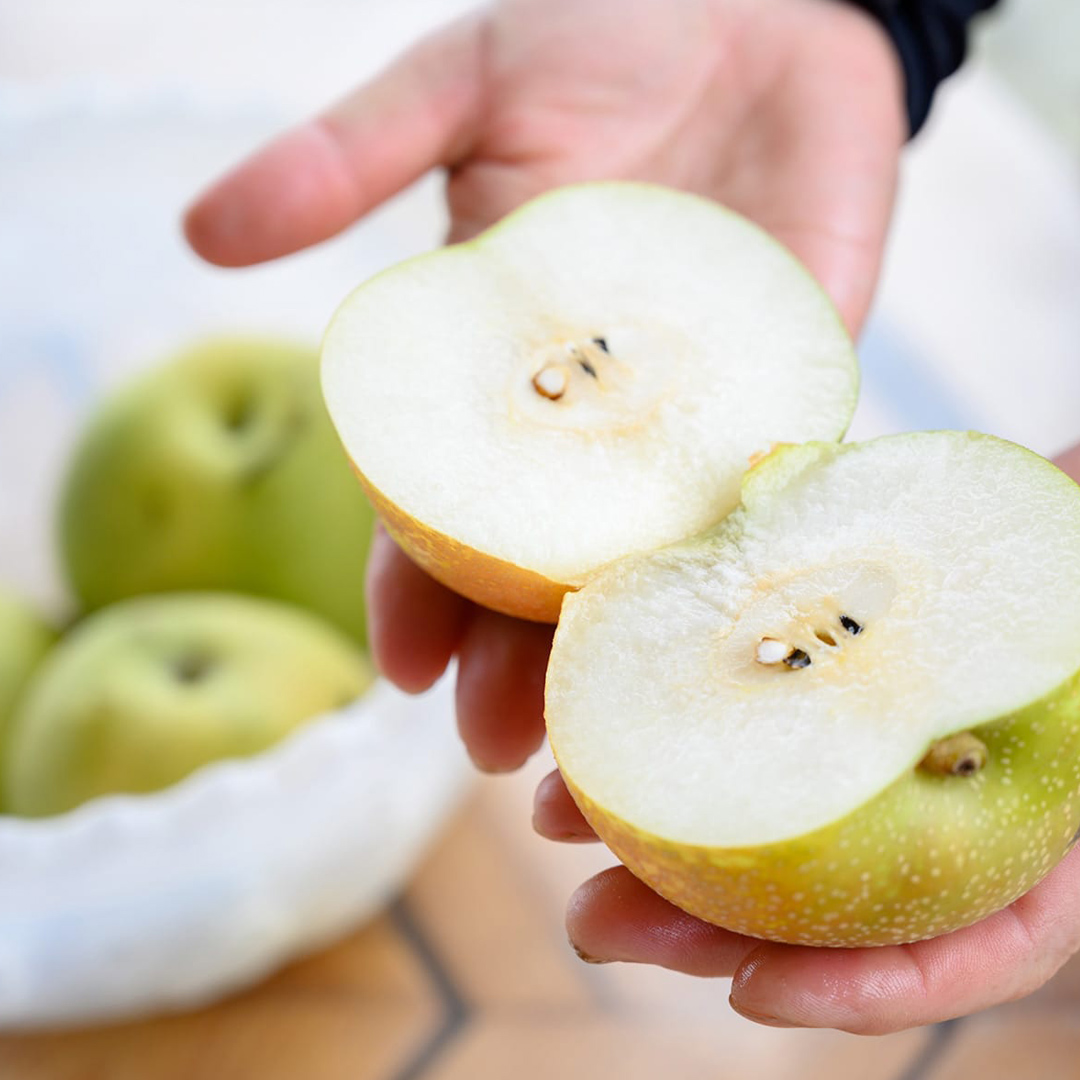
<box><xmin>3</xmin><ymin>593</ymin><xmax>374</xmax><ymax>817</ymax></box>
<box><xmin>546</xmin><ymin>432</ymin><xmax>1080</xmax><ymax>946</ymax></box>
<box><xmin>59</xmin><ymin>337</ymin><xmax>376</xmax><ymax>646</ymax></box>
<box><xmin>0</xmin><ymin>589</ymin><xmax>56</xmax><ymax>799</ymax></box>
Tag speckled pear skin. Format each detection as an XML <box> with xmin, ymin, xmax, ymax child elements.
<box><xmin>560</xmin><ymin>669</ymin><xmax>1080</xmax><ymax>947</ymax></box>
<box><xmin>348</xmin><ymin>461</ymin><xmax>571</xmax><ymax>624</ymax></box>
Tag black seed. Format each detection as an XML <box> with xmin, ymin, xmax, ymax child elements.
<box><xmin>840</xmin><ymin>614</ymin><xmax>863</xmax><ymax>635</ymax></box>
<box><xmin>592</xmin><ymin>337</ymin><xmax>610</xmax><ymax>353</ymax></box>
<box><xmin>953</xmin><ymin>755</ymin><xmax>981</xmax><ymax>777</ymax></box>
<box><xmin>578</xmin><ymin>358</ymin><xmax>599</xmax><ymax>379</ymax></box>
<box><xmin>783</xmin><ymin>648</ymin><xmax>811</xmax><ymax>670</ymax></box>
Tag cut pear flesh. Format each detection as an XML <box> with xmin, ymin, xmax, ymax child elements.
<box><xmin>322</xmin><ymin>182</ymin><xmax>857</xmax><ymax>621</ymax></box>
<box><xmin>546</xmin><ymin>433</ymin><xmax>1080</xmax><ymax>946</ymax></box>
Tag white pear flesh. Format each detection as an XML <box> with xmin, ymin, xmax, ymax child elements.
<box><xmin>546</xmin><ymin>432</ymin><xmax>1080</xmax><ymax>946</ymax></box>
<box><xmin>322</xmin><ymin>182</ymin><xmax>858</xmax><ymax>621</ymax></box>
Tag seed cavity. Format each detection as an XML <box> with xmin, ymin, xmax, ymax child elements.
<box><xmin>532</xmin><ymin>364</ymin><xmax>569</xmax><ymax>401</ymax></box>
<box><xmin>840</xmin><ymin>614</ymin><xmax>863</xmax><ymax>635</ymax></box>
<box><xmin>919</xmin><ymin>732</ymin><xmax>989</xmax><ymax>778</ymax></box>
<box><xmin>814</xmin><ymin>629</ymin><xmax>838</xmax><ymax>647</ymax></box>
<box><xmin>784</xmin><ymin>648</ymin><xmax>812</xmax><ymax>670</ymax></box>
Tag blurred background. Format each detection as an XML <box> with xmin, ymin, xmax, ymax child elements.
<box><xmin>1</xmin><ymin>0</ymin><xmax>1078</xmax><ymax>1077</ymax></box>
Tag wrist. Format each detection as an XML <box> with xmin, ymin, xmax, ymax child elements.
<box><xmin>840</xmin><ymin>0</ymin><xmax>1002</xmax><ymax>136</ymax></box>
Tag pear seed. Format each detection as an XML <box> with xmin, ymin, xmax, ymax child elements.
<box><xmin>532</xmin><ymin>365</ymin><xmax>569</xmax><ymax>400</ymax></box>
<box><xmin>755</xmin><ymin>638</ymin><xmax>789</xmax><ymax>665</ymax></box>
<box><xmin>840</xmin><ymin>614</ymin><xmax>863</xmax><ymax>635</ymax></box>
<box><xmin>578</xmin><ymin>357</ymin><xmax>599</xmax><ymax>379</ymax></box>
<box><xmin>783</xmin><ymin>648</ymin><xmax>812</xmax><ymax>670</ymax></box>
<box><xmin>919</xmin><ymin>732</ymin><xmax>989</xmax><ymax>777</ymax></box>
<box><xmin>592</xmin><ymin>336</ymin><xmax>610</xmax><ymax>353</ymax></box>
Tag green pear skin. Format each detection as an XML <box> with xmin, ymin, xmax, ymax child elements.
<box><xmin>0</xmin><ymin>589</ymin><xmax>56</xmax><ymax>808</ymax></box>
<box><xmin>59</xmin><ymin>338</ymin><xmax>377</xmax><ymax>646</ymax></box>
<box><xmin>3</xmin><ymin>593</ymin><xmax>374</xmax><ymax>817</ymax></box>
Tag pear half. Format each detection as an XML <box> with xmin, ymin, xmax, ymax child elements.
<box><xmin>322</xmin><ymin>182</ymin><xmax>858</xmax><ymax>621</ymax></box>
<box><xmin>546</xmin><ymin>433</ymin><xmax>1080</xmax><ymax>946</ymax></box>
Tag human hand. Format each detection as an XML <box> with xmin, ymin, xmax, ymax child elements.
<box><xmin>185</xmin><ymin>0</ymin><xmax>921</xmax><ymax>1028</ymax></box>
<box><xmin>186</xmin><ymin>0</ymin><xmax>906</xmax><ymax>769</ymax></box>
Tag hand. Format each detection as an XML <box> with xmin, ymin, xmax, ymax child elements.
<box><xmin>186</xmin><ymin>0</ymin><xmax>906</xmax><ymax>767</ymax></box>
<box><xmin>185</xmin><ymin>0</ymin><xmax>916</xmax><ymax>1028</ymax></box>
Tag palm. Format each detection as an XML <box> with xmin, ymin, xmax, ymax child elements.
<box><xmin>448</xmin><ymin>0</ymin><xmax>904</xmax><ymax>331</ymax></box>
<box><xmin>180</xmin><ymin>0</ymin><xmax>1080</xmax><ymax>1035</ymax></box>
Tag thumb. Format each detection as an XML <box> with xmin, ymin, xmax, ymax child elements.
<box><xmin>184</xmin><ymin>14</ymin><xmax>484</xmax><ymax>267</ymax></box>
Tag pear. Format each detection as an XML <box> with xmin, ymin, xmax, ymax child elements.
<box><xmin>546</xmin><ymin>433</ymin><xmax>1080</xmax><ymax>946</ymax></box>
<box><xmin>322</xmin><ymin>182</ymin><xmax>858</xmax><ymax>622</ymax></box>
<box><xmin>3</xmin><ymin>593</ymin><xmax>374</xmax><ymax>817</ymax></box>
<box><xmin>60</xmin><ymin>337</ymin><xmax>377</xmax><ymax>646</ymax></box>
<box><xmin>0</xmin><ymin>589</ymin><xmax>55</xmax><ymax>800</ymax></box>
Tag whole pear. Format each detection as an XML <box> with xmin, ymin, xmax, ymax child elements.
<box><xmin>4</xmin><ymin>592</ymin><xmax>374</xmax><ymax>817</ymax></box>
<box><xmin>60</xmin><ymin>338</ymin><xmax>376</xmax><ymax>646</ymax></box>
<box><xmin>0</xmin><ymin>589</ymin><xmax>55</xmax><ymax>806</ymax></box>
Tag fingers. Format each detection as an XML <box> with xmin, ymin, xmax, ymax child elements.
<box><xmin>566</xmin><ymin>866</ymin><xmax>758</xmax><ymax>973</ymax></box>
<box><xmin>565</xmin><ymin>846</ymin><xmax>1080</xmax><ymax>1034</ymax></box>
<box><xmin>366</xmin><ymin>525</ymin><xmax>470</xmax><ymax>693</ymax></box>
<box><xmin>533</xmin><ymin>770</ymin><xmax>598</xmax><ymax>842</ymax></box>
<box><xmin>454</xmin><ymin>608</ymin><xmax>553</xmax><ymax>772</ymax></box>
<box><xmin>366</xmin><ymin>526</ymin><xmax>551</xmax><ymax>773</ymax></box>
<box><xmin>184</xmin><ymin>15</ymin><xmax>485</xmax><ymax>266</ymax></box>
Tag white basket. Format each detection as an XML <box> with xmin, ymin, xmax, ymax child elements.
<box><xmin>0</xmin><ymin>84</ymin><xmax>470</xmax><ymax>1028</ymax></box>
<box><xmin>0</xmin><ymin>676</ymin><xmax>470</xmax><ymax>1029</ymax></box>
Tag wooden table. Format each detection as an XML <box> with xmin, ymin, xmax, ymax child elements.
<box><xmin>3</xmin><ymin>760</ymin><xmax>1080</xmax><ymax>1080</ymax></box>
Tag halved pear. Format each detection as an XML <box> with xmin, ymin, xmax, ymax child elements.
<box><xmin>322</xmin><ymin>182</ymin><xmax>858</xmax><ymax>621</ymax></box>
<box><xmin>546</xmin><ymin>432</ymin><xmax>1080</xmax><ymax>946</ymax></box>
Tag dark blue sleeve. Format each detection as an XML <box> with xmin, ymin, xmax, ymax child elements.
<box><xmin>845</xmin><ymin>0</ymin><xmax>1003</xmax><ymax>135</ymax></box>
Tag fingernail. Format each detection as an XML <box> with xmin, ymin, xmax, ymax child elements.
<box><xmin>532</xmin><ymin>819</ymin><xmax>596</xmax><ymax>843</ymax></box>
<box><xmin>467</xmin><ymin>751</ymin><xmax>518</xmax><ymax>774</ymax></box>
<box><xmin>729</xmin><ymin>996</ymin><xmax>799</xmax><ymax>1028</ymax></box>
<box><xmin>570</xmin><ymin>941</ymin><xmax>611</xmax><ymax>965</ymax></box>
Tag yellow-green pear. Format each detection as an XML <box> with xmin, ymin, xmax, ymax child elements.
<box><xmin>546</xmin><ymin>433</ymin><xmax>1080</xmax><ymax>946</ymax></box>
<box><xmin>4</xmin><ymin>593</ymin><xmax>374</xmax><ymax>817</ymax></box>
<box><xmin>0</xmin><ymin>589</ymin><xmax>56</xmax><ymax>803</ymax></box>
<box><xmin>60</xmin><ymin>337</ymin><xmax>376</xmax><ymax>646</ymax></box>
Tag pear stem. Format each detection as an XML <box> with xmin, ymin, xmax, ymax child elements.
<box><xmin>919</xmin><ymin>732</ymin><xmax>988</xmax><ymax>777</ymax></box>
